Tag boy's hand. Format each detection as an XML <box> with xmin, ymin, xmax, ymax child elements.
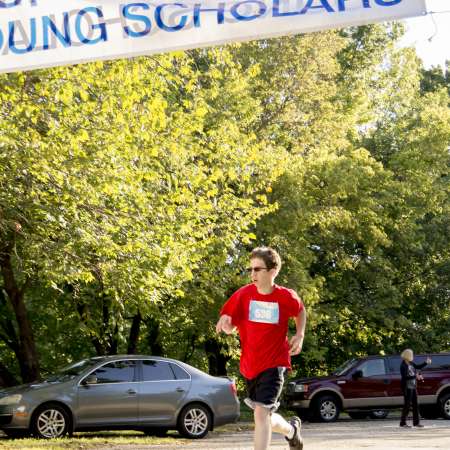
<box><xmin>289</xmin><ymin>334</ymin><xmax>304</xmax><ymax>355</ymax></box>
<box><xmin>216</xmin><ymin>315</ymin><xmax>236</xmax><ymax>335</ymax></box>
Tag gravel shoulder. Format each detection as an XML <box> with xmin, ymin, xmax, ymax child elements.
<box><xmin>2</xmin><ymin>418</ymin><xmax>450</xmax><ymax>449</ymax></box>
<box><xmin>121</xmin><ymin>418</ymin><xmax>450</xmax><ymax>450</ymax></box>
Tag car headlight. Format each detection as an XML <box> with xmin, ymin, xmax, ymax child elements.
<box><xmin>293</xmin><ymin>384</ymin><xmax>309</xmax><ymax>393</ymax></box>
<box><xmin>0</xmin><ymin>395</ymin><xmax>22</xmax><ymax>405</ymax></box>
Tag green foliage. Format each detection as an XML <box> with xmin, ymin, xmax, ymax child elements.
<box><xmin>0</xmin><ymin>24</ymin><xmax>448</xmax><ymax>383</ymax></box>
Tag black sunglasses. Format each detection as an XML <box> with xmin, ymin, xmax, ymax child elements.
<box><xmin>245</xmin><ymin>267</ymin><xmax>269</xmax><ymax>273</ymax></box>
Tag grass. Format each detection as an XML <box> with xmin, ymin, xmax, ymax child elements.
<box><xmin>0</xmin><ymin>421</ymin><xmax>254</xmax><ymax>449</ymax></box>
<box><xmin>0</xmin><ymin>406</ymin><xmax>301</xmax><ymax>449</ymax></box>
<box><xmin>0</xmin><ymin>430</ymin><xmax>181</xmax><ymax>449</ymax></box>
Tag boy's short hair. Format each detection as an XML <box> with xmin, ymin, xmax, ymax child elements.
<box><xmin>250</xmin><ymin>247</ymin><xmax>281</xmax><ymax>271</ymax></box>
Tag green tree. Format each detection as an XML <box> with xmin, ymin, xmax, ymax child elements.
<box><xmin>0</xmin><ymin>49</ymin><xmax>285</xmax><ymax>382</ymax></box>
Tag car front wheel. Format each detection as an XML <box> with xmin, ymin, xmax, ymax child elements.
<box><xmin>178</xmin><ymin>403</ymin><xmax>211</xmax><ymax>439</ymax></box>
<box><xmin>32</xmin><ymin>403</ymin><xmax>70</xmax><ymax>439</ymax></box>
<box><xmin>314</xmin><ymin>395</ymin><xmax>340</xmax><ymax>422</ymax></box>
<box><xmin>440</xmin><ymin>393</ymin><xmax>450</xmax><ymax>420</ymax></box>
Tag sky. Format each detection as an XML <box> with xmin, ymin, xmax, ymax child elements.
<box><xmin>401</xmin><ymin>0</ymin><xmax>450</xmax><ymax>69</ymax></box>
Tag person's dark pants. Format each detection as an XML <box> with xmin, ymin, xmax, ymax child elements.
<box><xmin>400</xmin><ymin>388</ymin><xmax>420</xmax><ymax>426</ymax></box>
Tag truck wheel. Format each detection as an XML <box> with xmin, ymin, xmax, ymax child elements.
<box><xmin>439</xmin><ymin>393</ymin><xmax>450</xmax><ymax>420</ymax></box>
<box><xmin>314</xmin><ymin>395</ymin><xmax>340</xmax><ymax>422</ymax></box>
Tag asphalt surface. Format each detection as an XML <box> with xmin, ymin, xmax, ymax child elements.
<box><xmin>108</xmin><ymin>418</ymin><xmax>450</xmax><ymax>450</ymax></box>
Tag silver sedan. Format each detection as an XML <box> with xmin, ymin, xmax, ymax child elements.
<box><xmin>0</xmin><ymin>355</ymin><xmax>240</xmax><ymax>439</ymax></box>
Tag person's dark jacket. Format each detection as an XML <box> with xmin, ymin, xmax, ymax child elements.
<box><xmin>400</xmin><ymin>360</ymin><xmax>427</xmax><ymax>392</ymax></box>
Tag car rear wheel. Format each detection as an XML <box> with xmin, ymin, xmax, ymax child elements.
<box><xmin>314</xmin><ymin>395</ymin><xmax>340</xmax><ymax>422</ymax></box>
<box><xmin>32</xmin><ymin>403</ymin><xmax>70</xmax><ymax>439</ymax></box>
<box><xmin>370</xmin><ymin>410</ymin><xmax>389</xmax><ymax>419</ymax></box>
<box><xmin>439</xmin><ymin>393</ymin><xmax>450</xmax><ymax>420</ymax></box>
<box><xmin>178</xmin><ymin>403</ymin><xmax>211</xmax><ymax>439</ymax></box>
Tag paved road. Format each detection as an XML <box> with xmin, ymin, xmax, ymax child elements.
<box><xmin>107</xmin><ymin>418</ymin><xmax>450</xmax><ymax>450</ymax></box>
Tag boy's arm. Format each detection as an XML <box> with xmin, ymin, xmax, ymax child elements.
<box><xmin>215</xmin><ymin>314</ymin><xmax>236</xmax><ymax>335</ymax></box>
<box><xmin>289</xmin><ymin>307</ymin><xmax>306</xmax><ymax>355</ymax></box>
<box><xmin>216</xmin><ymin>289</ymin><xmax>242</xmax><ymax>334</ymax></box>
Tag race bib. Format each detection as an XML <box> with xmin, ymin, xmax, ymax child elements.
<box><xmin>249</xmin><ymin>300</ymin><xmax>279</xmax><ymax>324</ymax></box>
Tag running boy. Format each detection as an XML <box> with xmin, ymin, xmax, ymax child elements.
<box><xmin>216</xmin><ymin>247</ymin><xmax>306</xmax><ymax>450</ymax></box>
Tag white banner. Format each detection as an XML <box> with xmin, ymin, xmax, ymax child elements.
<box><xmin>0</xmin><ymin>0</ymin><xmax>427</xmax><ymax>74</ymax></box>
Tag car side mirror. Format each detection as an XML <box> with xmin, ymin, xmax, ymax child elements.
<box><xmin>352</xmin><ymin>370</ymin><xmax>363</xmax><ymax>380</ymax></box>
<box><xmin>82</xmin><ymin>374</ymin><xmax>98</xmax><ymax>385</ymax></box>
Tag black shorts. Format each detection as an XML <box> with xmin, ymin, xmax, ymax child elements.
<box><xmin>244</xmin><ymin>367</ymin><xmax>286</xmax><ymax>413</ymax></box>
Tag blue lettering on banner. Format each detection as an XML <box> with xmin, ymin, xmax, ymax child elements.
<box><xmin>9</xmin><ymin>18</ymin><xmax>36</xmax><ymax>54</ymax></box>
<box><xmin>122</xmin><ymin>3</ymin><xmax>152</xmax><ymax>37</ymax></box>
<box><xmin>301</xmin><ymin>0</ymin><xmax>335</xmax><ymax>14</ymax></box>
<box><xmin>193</xmin><ymin>2</ymin><xmax>225</xmax><ymax>27</ymax></box>
<box><xmin>0</xmin><ymin>0</ymin><xmax>37</xmax><ymax>7</ymax></box>
<box><xmin>249</xmin><ymin>300</ymin><xmax>279</xmax><ymax>324</ymax></box>
<box><xmin>230</xmin><ymin>1</ymin><xmax>267</xmax><ymax>21</ymax></box>
<box><xmin>75</xmin><ymin>7</ymin><xmax>107</xmax><ymax>45</ymax></box>
<box><xmin>42</xmin><ymin>13</ymin><xmax>71</xmax><ymax>50</ymax></box>
<box><xmin>0</xmin><ymin>0</ymin><xmax>411</xmax><ymax>61</ymax></box>
<box><xmin>155</xmin><ymin>3</ymin><xmax>188</xmax><ymax>32</ymax></box>
<box><xmin>273</xmin><ymin>0</ymin><xmax>302</xmax><ymax>17</ymax></box>
<box><xmin>375</xmin><ymin>0</ymin><xmax>402</xmax><ymax>6</ymax></box>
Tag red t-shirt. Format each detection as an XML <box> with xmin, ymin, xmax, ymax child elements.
<box><xmin>220</xmin><ymin>283</ymin><xmax>303</xmax><ymax>380</ymax></box>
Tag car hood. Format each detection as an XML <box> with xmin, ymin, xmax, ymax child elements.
<box><xmin>0</xmin><ymin>381</ymin><xmax>69</xmax><ymax>396</ymax></box>
<box><xmin>288</xmin><ymin>375</ymin><xmax>338</xmax><ymax>385</ymax></box>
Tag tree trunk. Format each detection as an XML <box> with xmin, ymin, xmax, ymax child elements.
<box><xmin>0</xmin><ymin>243</ymin><xmax>40</xmax><ymax>382</ymax></box>
<box><xmin>0</xmin><ymin>361</ymin><xmax>18</xmax><ymax>387</ymax></box>
<box><xmin>146</xmin><ymin>317</ymin><xmax>164</xmax><ymax>356</ymax></box>
<box><xmin>128</xmin><ymin>312</ymin><xmax>142</xmax><ymax>354</ymax></box>
<box><xmin>204</xmin><ymin>338</ymin><xmax>230</xmax><ymax>376</ymax></box>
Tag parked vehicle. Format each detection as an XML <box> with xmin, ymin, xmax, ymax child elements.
<box><xmin>0</xmin><ymin>355</ymin><xmax>239</xmax><ymax>439</ymax></box>
<box><xmin>284</xmin><ymin>352</ymin><xmax>450</xmax><ymax>422</ymax></box>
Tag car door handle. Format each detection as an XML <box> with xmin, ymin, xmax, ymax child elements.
<box><xmin>176</xmin><ymin>387</ymin><xmax>185</xmax><ymax>392</ymax></box>
<box><xmin>127</xmin><ymin>389</ymin><xmax>137</xmax><ymax>395</ymax></box>
<box><xmin>383</xmin><ymin>379</ymin><xmax>391</xmax><ymax>384</ymax></box>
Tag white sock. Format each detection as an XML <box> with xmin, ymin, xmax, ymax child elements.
<box><xmin>287</xmin><ymin>425</ymin><xmax>295</xmax><ymax>440</ymax></box>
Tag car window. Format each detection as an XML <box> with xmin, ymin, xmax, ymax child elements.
<box><xmin>332</xmin><ymin>358</ymin><xmax>359</xmax><ymax>376</ymax></box>
<box><xmin>141</xmin><ymin>360</ymin><xmax>175</xmax><ymax>381</ymax></box>
<box><xmin>170</xmin><ymin>363</ymin><xmax>190</xmax><ymax>380</ymax></box>
<box><xmin>44</xmin><ymin>358</ymin><xmax>104</xmax><ymax>382</ymax></box>
<box><xmin>90</xmin><ymin>360</ymin><xmax>137</xmax><ymax>383</ymax></box>
<box><xmin>358</xmin><ymin>359</ymin><xmax>386</xmax><ymax>377</ymax></box>
<box><xmin>387</xmin><ymin>356</ymin><xmax>402</xmax><ymax>374</ymax></box>
<box><xmin>416</xmin><ymin>355</ymin><xmax>450</xmax><ymax>371</ymax></box>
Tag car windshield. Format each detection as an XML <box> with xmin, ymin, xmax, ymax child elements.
<box><xmin>43</xmin><ymin>358</ymin><xmax>102</xmax><ymax>383</ymax></box>
<box><xmin>332</xmin><ymin>358</ymin><xmax>359</xmax><ymax>376</ymax></box>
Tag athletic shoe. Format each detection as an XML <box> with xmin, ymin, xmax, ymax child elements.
<box><xmin>286</xmin><ymin>416</ymin><xmax>303</xmax><ymax>450</ymax></box>
<box><xmin>400</xmin><ymin>424</ymin><xmax>411</xmax><ymax>428</ymax></box>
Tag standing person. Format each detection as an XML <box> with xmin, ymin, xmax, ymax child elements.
<box><xmin>216</xmin><ymin>247</ymin><xmax>306</xmax><ymax>450</ymax></box>
<box><xmin>399</xmin><ymin>349</ymin><xmax>432</xmax><ymax>428</ymax></box>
